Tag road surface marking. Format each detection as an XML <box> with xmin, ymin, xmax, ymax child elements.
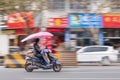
<box><xmin>24</xmin><ymin>78</ymin><xmax>120</xmax><ymax>80</ymax></box>
<box><xmin>60</xmin><ymin>71</ymin><xmax>120</xmax><ymax>73</ymax></box>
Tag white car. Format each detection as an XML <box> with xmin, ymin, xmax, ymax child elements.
<box><xmin>76</xmin><ymin>45</ymin><xmax>119</xmax><ymax>65</ymax></box>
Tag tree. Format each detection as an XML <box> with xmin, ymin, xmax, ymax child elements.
<box><xmin>0</xmin><ymin>0</ymin><xmax>43</xmax><ymax>35</ymax></box>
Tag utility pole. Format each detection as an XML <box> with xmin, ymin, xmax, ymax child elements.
<box><xmin>37</xmin><ymin>0</ymin><xmax>48</xmax><ymax>32</ymax></box>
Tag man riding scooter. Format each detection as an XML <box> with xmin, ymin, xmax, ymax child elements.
<box><xmin>33</xmin><ymin>38</ymin><xmax>50</xmax><ymax>68</ymax></box>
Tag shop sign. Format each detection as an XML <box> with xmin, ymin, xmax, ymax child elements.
<box><xmin>7</xmin><ymin>12</ymin><xmax>34</xmax><ymax>28</ymax></box>
<box><xmin>103</xmin><ymin>14</ymin><xmax>120</xmax><ymax>28</ymax></box>
<box><xmin>69</xmin><ymin>13</ymin><xmax>102</xmax><ymax>28</ymax></box>
<box><xmin>48</xmin><ymin>18</ymin><xmax>68</xmax><ymax>28</ymax></box>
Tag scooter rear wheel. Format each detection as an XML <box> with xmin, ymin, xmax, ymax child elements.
<box><xmin>25</xmin><ymin>64</ymin><xmax>33</xmax><ymax>72</ymax></box>
<box><xmin>53</xmin><ymin>64</ymin><xmax>62</xmax><ymax>72</ymax></box>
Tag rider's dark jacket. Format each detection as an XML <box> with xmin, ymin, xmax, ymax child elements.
<box><xmin>33</xmin><ymin>42</ymin><xmax>41</xmax><ymax>57</ymax></box>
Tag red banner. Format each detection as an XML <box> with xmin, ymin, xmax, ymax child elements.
<box><xmin>103</xmin><ymin>14</ymin><xmax>120</xmax><ymax>28</ymax></box>
<box><xmin>7</xmin><ymin>12</ymin><xmax>34</xmax><ymax>28</ymax></box>
<box><xmin>48</xmin><ymin>18</ymin><xmax>68</xmax><ymax>28</ymax></box>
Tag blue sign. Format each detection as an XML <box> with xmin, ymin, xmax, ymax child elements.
<box><xmin>69</xmin><ymin>13</ymin><xmax>102</xmax><ymax>28</ymax></box>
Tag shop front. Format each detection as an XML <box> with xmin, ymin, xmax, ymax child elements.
<box><xmin>47</xmin><ymin>18</ymin><xmax>68</xmax><ymax>48</ymax></box>
<box><xmin>68</xmin><ymin>13</ymin><xmax>103</xmax><ymax>47</ymax></box>
<box><xmin>3</xmin><ymin>27</ymin><xmax>40</xmax><ymax>51</ymax></box>
<box><xmin>47</xmin><ymin>28</ymin><xmax>65</xmax><ymax>47</ymax></box>
<box><xmin>103</xmin><ymin>14</ymin><xmax>120</xmax><ymax>48</ymax></box>
<box><xmin>6</xmin><ymin>11</ymin><xmax>35</xmax><ymax>50</ymax></box>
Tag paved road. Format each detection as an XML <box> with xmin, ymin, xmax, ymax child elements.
<box><xmin>0</xmin><ymin>66</ymin><xmax>120</xmax><ymax>80</ymax></box>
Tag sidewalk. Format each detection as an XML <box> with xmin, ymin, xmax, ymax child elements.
<box><xmin>78</xmin><ymin>62</ymin><xmax>120</xmax><ymax>66</ymax></box>
<box><xmin>61</xmin><ymin>62</ymin><xmax>120</xmax><ymax>68</ymax></box>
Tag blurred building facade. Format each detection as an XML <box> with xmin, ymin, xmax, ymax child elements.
<box><xmin>34</xmin><ymin>0</ymin><xmax>120</xmax><ymax>48</ymax></box>
<box><xmin>1</xmin><ymin>0</ymin><xmax>120</xmax><ymax>50</ymax></box>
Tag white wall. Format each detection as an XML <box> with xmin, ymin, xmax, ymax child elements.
<box><xmin>0</xmin><ymin>35</ymin><xmax>9</xmax><ymax>56</ymax></box>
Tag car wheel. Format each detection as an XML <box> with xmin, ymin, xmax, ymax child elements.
<box><xmin>101</xmin><ymin>56</ymin><xmax>111</xmax><ymax>66</ymax></box>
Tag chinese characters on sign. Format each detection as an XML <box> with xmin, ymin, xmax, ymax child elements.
<box><xmin>48</xmin><ymin>18</ymin><xmax>68</xmax><ymax>28</ymax></box>
<box><xmin>103</xmin><ymin>14</ymin><xmax>120</xmax><ymax>28</ymax></box>
<box><xmin>7</xmin><ymin>12</ymin><xmax>34</xmax><ymax>28</ymax></box>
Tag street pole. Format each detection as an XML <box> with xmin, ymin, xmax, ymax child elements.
<box><xmin>0</xmin><ymin>14</ymin><xmax>3</xmax><ymax>34</ymax></box>
<box><xmin>40</xmin><ymin>0</ymin><xmax>48</xmax><ymax>32</ymax></box>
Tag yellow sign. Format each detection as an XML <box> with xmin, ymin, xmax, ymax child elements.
<box><xmin>104</xmin><ymin>17</ymin><xmax>111</xmax><ymax>22</ymax></box>
<box><xmin>55</xmin><ymin>19</ymin><xmax>61</xmax><ymax>26</ymax></box>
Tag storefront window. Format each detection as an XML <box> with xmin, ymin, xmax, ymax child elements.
<box><xmin>103</xmin><ymin>28</ymin><xmax>120</xmax><ymax>37</ymax></box>
<box><xmin>103</xmin><ymin>28</ymin><xmax>120</xmax><ymax>46</ymax></box>
<box><xmin>70</xmin><ymin>31</ymin><xmax>91</xmax><ymax>46</ymax></box>
<box><xmin>70</xmin><ymin>31</ymin><xmax>83</xmax><ymax>38</ymax></box>
<box><xmin>17</xmin><ymin>35</ymin><xmax>27</xmax><ymax>51</ymax></box>
<box><xmin>76</xmin><ymin>39</ymin><xmax>90</xmax><ymax>46</ymax></box>
<box><xmin>9</xmin><ymin>39</ymin><xmax>14</xmax><ymax>46</ymax></box>
<box><xmin>114</xmin><ymin>30</ymin><xmax>120</xmax><ymax>37</ymax></box>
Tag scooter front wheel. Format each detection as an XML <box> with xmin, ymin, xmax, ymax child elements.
<box><xmin>25</xmin><ymin>64</ymin><xmax>33</xmax><ymax>72</ymax></box>
<box><xmin>53</xmin><ymin>64</ymin><xmax>62</xmax><ymax>72</ymax></box>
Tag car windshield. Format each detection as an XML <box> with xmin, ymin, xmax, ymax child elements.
<box><xmin>83</xmin><ymin>47</ymin><xmax>108</xmax><ymax>52</ymax></box>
